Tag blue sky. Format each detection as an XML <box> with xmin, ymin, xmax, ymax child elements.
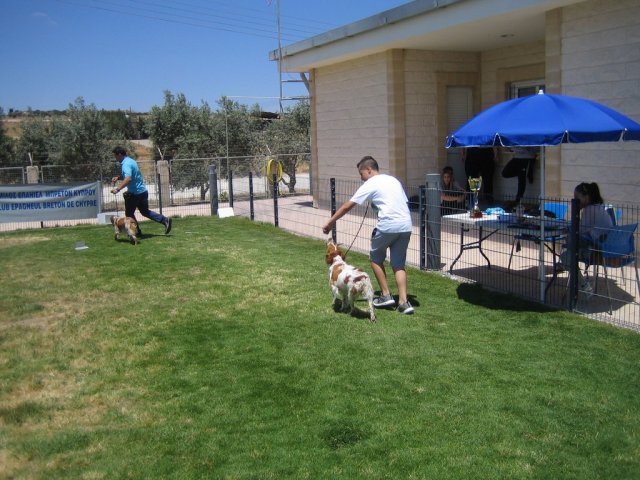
<box><xmin>0</xmin><ymin>0</ymin><xmax>409</xmax><ymax>113</ymax></box>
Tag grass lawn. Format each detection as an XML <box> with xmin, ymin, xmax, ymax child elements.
<box><xmin>1</xmin><ymin>216</ymin><xmax>639</xmax><ymax>479</ymax></box>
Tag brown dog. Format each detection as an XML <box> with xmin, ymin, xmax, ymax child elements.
<box><xmin>325</xmin><ymin>239</ymin><xmax>375</xmax><ymax>321</ymax></box>
<box><xmin>111</xmin><ymin>215</ymin><xmax>139</xmax><ymax>245</ymax></box>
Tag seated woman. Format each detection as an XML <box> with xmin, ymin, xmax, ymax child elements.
<box><xmin>575</xmin><ymin>182</ymin><xmax>613</xmax><ymax>262</ymax></box>
<box><xmin>561</xmin><ymin>182</ymin><xmax>613</xmax><ymax>290</ymax></box>
<box><xmin>439</xmin><ymin>166</ymin><xmax>466</xmax><ymax>216</ymax></box>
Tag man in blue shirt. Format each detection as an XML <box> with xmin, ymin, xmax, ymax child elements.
<box><xmin>111</xmin><ymin>146</ymin><xmax>172</xmax><ymax>235</ymax></box>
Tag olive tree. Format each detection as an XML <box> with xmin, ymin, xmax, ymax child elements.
<box><xmin>14</xmin><ymin>117</ymin><xmax>51</xmax><ymax>166</ymax></box>
<box><xmin>146</xmin><ymin>92</ymin><xmax>266</xmax><ymax>200</ymax></box>
<box><xmin>145</xmin><ymin>91</ymin><xmax>194</xmax><ymax>161</ymax></box>
<box><xmin>0</xmin><ymin>114</ymin><xmax>16</xmax><ymax>167</ymax></box>
<box><xmin>47</xmin><ymin>97</ymin><xmax>126</xmax><ymax>181</ymax></box>
<box><xmin>258</xmin><ymin>101</ymin><xmax>310</xmax><ymax>193</ymax></box>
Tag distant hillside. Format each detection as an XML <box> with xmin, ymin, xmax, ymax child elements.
<box><xmin>3</xmin><ymin>118</ymin><xmax>23</xmax><ymax>139</ymax></box>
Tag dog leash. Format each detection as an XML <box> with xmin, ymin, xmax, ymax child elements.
<box><xmin>113</xmin><ymin>182</ymin><xmax>120</xmax><ymax>216</ymax></box>
<box><xmin>344</xmin><ymin>203</ymin><xmax>369</xmax><ymax>256</ymax></box>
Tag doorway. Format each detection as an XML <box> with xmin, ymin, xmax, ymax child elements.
<box><xmin>446</xmin><ymin>86</ymin><xmax>474</xmax><ymax>189</ymax></box>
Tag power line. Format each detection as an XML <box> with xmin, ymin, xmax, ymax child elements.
<box><xmin>59</xmin><ymin>0</ymin><xmax>285</xmax><ymax>41</ymax></box>
<box><xmin>177</xmin><ymin>0</ymin><xmax>341</xmax><ymax>30</ymax></box>
<box><xmin>123</xmin><ymin>0</ymin><xmax>325</xmax><ymax>39</ymax></box>
<box><xmin>129</xmin><ymin>0</ymin><xmax>336</xmax><ymax>36</ymax></box>
<box><xmin>54</xmin><ymin>0</ymin><xmax>333</xmax><ymax>43</ymax></box>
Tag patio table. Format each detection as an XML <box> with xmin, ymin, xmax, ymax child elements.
<box><xmin>442</xmin><ymin>212</ymin><xmax>568</xmax><ymax>299</ymax></box>
<box><xmin>441</xmin><ymin>213</ymin><xmax>502</xmax><ymax>272</ymax></box>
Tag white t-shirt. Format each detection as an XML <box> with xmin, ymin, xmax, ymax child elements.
<box><xmin>350</xmin><ymin>173</ymin><xmax>412</xmax><ymax>233</ymax></box>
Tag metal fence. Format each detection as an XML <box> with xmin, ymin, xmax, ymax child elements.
<box><xmin>1</xmin><ymin>157</ymin><xmax>638</xmax><ymax>331</ymax></box>
<box><xmin>0</xmin><ymin>167</ymin><xmax>25</xmax><ymax>184</ymax></box>
<box><xmin>9</xmin><ymin>153</ymin><xmax>311</xmax><ymax>215</ymax></box>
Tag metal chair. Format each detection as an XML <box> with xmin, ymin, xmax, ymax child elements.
<box><xmin>589</xmin><ymin>223</ymin><xmax>640</xmax><ymax>314</ymax></box>
<box><xmin>507</xmin><ymin>201</ymin><xmax>569</xmax><ymax>270</ymax></box>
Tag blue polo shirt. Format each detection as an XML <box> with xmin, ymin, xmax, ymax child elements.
<box><xmin>120</xmin><ymin>156</ymin><xmax>147</xmax><ymax>195</ymax></box>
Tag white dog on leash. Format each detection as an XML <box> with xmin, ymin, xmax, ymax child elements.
<box><xmin>325</xmin><ymin>239</ymin><xmax>376</xmax><ymax>321</ymax></box>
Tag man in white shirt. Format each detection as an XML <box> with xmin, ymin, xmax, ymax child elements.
<box><xmin>322</xmin><ymin>156</ymin><xmax>414</xmax><ymax>314</ymax></box>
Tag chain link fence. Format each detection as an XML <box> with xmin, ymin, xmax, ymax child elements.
<box><xmin>0</xmin><ymin>167</ymin><xmax>26</xmax><ymax>184</ymax></box>
<box><xmin>1</xmin><ymin>155</ymin><xmax>638</xmax><ymax>331</ymax></box>
<box><xmin>1</xmin><ymin>153</ymin><xmax>311</xmax><ymax>221</ymax></box>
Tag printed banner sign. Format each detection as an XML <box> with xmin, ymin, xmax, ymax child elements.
<box><xmin>0</xmin><ymin>182</ymin><xmax>101</xmax><ymax>223</ymax></box>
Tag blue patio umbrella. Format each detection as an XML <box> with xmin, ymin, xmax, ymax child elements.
<box><xmin>446</xmin><ymin>90</ymin><xmax>640</xmax><ymax>148</ymax></box>
<box><xmin>445</xmin><ymin>90</ymin><xmax>640</xmax><ymax>301</ymax></box>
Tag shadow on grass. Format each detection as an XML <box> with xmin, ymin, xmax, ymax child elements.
<box><xmin>112</xmin><ymin>232</ymin><xmax>169</xmax><ymax>245</ymax></box>
<box><xmin>321</xmin><ymin>420</ymin><xmax>369</xmax><ymax>450</ymax></box>
<box><xmin>0</xmin><ymin>401</ymin><xmax>49</xmax><ymax>425</ymax></box>
<box><xmin>332</xmin><ymin>300</ymin><xmax>375</xmax><ymax>320</ymax></box>
<box><xmin>452</xmin><ymin>263</ymin><xmax>635</xmax><ymax>316</ymax></box>
<box><xmin>456</xmin><ymin>282</ymin><xmax>555</xmax><ymax>313</ymax></box>
<box><xmin>330</xmin><ymin>291</ymin><xmax>422</xmax><ymax>320</ymax></box>
<box><xmin>138</xmin><ymin>232</ymin><xmax>170</xmax><ymax>239</ymax></box>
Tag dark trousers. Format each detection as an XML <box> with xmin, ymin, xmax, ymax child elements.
<box><xmin>464</xmin><ymin>149</ymin><xmax>495</xmax><ymax>202</ymax></box>
<box><xmin>501</xmin><ymin>157</ymin><xmax>533</xmax><ymax>202</ymax></box>
<box><xmin>124</xmin><ymin>190</ymin><xmax>166</xmax><ymax>231</ymax></box>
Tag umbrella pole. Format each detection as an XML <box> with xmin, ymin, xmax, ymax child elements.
<box><xmin>539</xmin><ymin>147</ymin><xmax>546</xmax><ymax>303</ymax></box>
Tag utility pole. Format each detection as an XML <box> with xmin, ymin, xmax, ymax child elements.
<box><xmin>225</xmin><ymin>106</ymin><xmax>229</xmax><ymax>161</ymax></box>
<box><xmin>275</xmin><ymin>0</ymin><xmax>283</xmax><ymax>113</ymax></box>
<box><xmin>270</xmin><ymin>0</ymin><xmax>309</xmax><ymax>112</ymax></box>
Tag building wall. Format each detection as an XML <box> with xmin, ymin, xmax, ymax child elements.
<box><xmin>452</xmin><ymin>0</ymin><xmax>640</xmax><ymax>205</ymax></box>
<box><xmin>404</xmin><ymin>50</ymin><xmax>479</xmax><ymax>186</ymax></box>
<box><xmin>544</xmin><ymin>8</ymin><xmax>563</xmax><ymax>199</ymax></box>
<box><xmin>453</xmin><ymin>0</ymin><xmax>640</xmax><ymax>205</ymax></box>
<box><xmin>313</xmin><ymin>51</ymin><xmax>391</xmax><ymax>195</ymax></box>
<box><xmin>478</xmin><ymin>41</ymin><xmax>547</xmax><ymax>201</ymax></box>
<box><xmin>310</xmin><ymin>0</ymin><xmax>640</xmax><ymax>207</ymax></box>
<box><xmin>557</xmin><ymin>0</ymin><xmax>640</xmax><ymax>205</ymax></box>
<box><xmin>312</xmin><ymin>48</ymin><xmax>481</xmax><ymax>191</ymax></box>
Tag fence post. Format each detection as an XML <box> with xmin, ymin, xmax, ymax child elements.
<box><xmin>308</xmin><ymin>154</ymin><xmax>313</xmax><ymax>198</ymax></box>
<box><xmin>157</xmin><ymin>160</ymin><xmax>170</xmax><ymax>209</ymax></box>
<box><xmin>228</xmin><ymin>170</ymin><xmax>234</xmax><ymax>208</ymax></box>
<box><xmin>249</xmin><ymin>171</ymin><xmax>255</xmax><ymax>221</ymax></box>
<box><xmin>567</xmin><ymin>197</ymin><xmax>580</xmax><ymax>310</ymax></box>
<box><xmin>25</xmin><ymin>166</ymin><xmax>42</xmax><ymax>227</ymax></box>
<box><xmin>272</xmin><ymin>174</ymin><xmax>279</xmax><ymax>227</ymax></box>
<box><xmin>426</xmin><ymin>173</ymin><xmax>441</xmax><ymax>270</ymax></box>
<box><xmin>210</xmin><ymin>164</ymin><xmax>218</xmax><ymax>216</ymax></box>
<box><xmin>26</xmin><ymin>166</ymin><xmax>39</xmax><ymax>184</ymax></box>
<box><xmin>419</xmin><ymin>185</ymin><xmax>427</xmax><ymax>270</ymax></box>
<box><xmin>157</xmin><ymin>171</ymin><xmax>163</xmax><ymax>216</ymax></box>
<box><xmin>330</xmin><ymin>178</ymin><xmax>337</xmax><ymax>244</ymax></box>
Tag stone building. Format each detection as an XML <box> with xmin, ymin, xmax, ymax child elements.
<box><xmin>271</xmin><ymin>0</ymin><xmax>640</xmax><ymax>206</ymax></box>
